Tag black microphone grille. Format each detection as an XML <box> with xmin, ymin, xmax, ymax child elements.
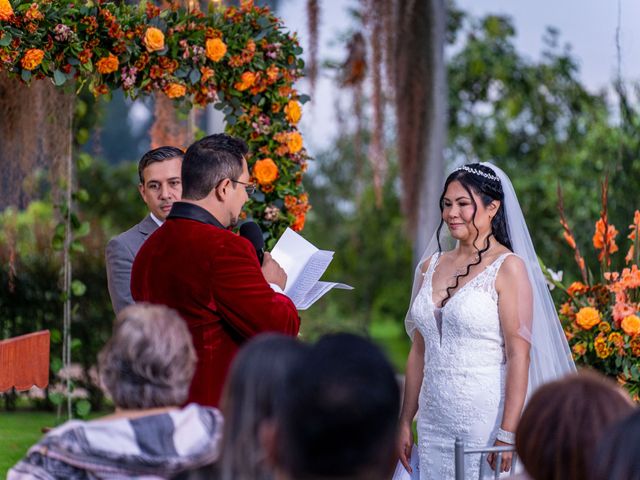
<box><xmin>239</xmin><ymin>221</ymin><xmax>265</xmax><ymax>249</ymax></box>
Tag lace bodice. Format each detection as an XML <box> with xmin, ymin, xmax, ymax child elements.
<box><xmin>410</xmin><ymin>251</ymin><xmax>513</xmax><ymax>479</ymax></box>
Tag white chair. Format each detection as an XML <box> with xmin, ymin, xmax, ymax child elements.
<box><xmin>454</xmin><ymin>437</ymin><xmax>519</xmax><ymax>480</ymax></box>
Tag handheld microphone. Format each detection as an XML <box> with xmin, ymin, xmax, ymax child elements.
<box><xmin>239</xmin><ymin>221</ymin><xmax>265</xmax><ymax>265</ymax></box>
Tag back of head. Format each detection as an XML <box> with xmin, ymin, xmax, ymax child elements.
<box><xmin>589</xmin><ymin>409</ymin><xmax>640</xmax><ymax>480</ymax></box>
<box><xmin>99</xmin><ymin>303</ymin><xmax>196</xmax><ymax>409</ymax></box>
<box><xmin>181</xmin><ymin>133</ymin><xmax>248</xmax><ymax>200</ymax></box>
<box><xmin>516</xmin><ymin>370</ymin><xmax>634</xmax><ymax>480</ymax></box>
<box><xmin>219</xmin><ymin>334</ymin><xmax>308</xmax><ymax>480</ymax></box>
<box><xmin>278</xmin><ymin>333</ymin><xmax>400</xmax><ymax>480</ymax></box>
<box><xmin>138</xmin><ymin>146</ymin><xmax>184</xmax><ymax>183</ymax></box>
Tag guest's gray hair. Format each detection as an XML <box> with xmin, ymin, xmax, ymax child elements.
<box><xmin>99</xmin><ymin>303</ymin><xmax>196</xmax><ymax>409</ymax></box>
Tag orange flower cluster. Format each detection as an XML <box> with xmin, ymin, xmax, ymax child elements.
<box><xmin>235</xmin><ymin>71</ymin><xmax>256</xmax><ymax>91</ymax></box>
<box><xmin>143</xmin><ymin>27</ymin><xmax>165</xmax><ymax>52</ymax></box>
<box><xmin>205</xmin><ymin>38</ymin><xmax>227</xmax><ymax>62</ymax></box>
<box><xmin>567</xmin><ymin>281</ymin><xmax>588</xmax><ymax>296</ymax></box>
<box><xmin>21</xmin><ymin>49</ymin><xmax>45</xmax><ymax>70</ymax></box>
<box><xmin>25</xmin><ymin>3</ymin><xmax>44</xmax><ymax>22</ymax></box>
<box><xmin>594</xmin><ymin>335</ymin><xmax>612</xmax><ymax>359</ymax></box>
<box><xmin>253</xmin><ymin>158</ymin><xmax>279</xmax><ymax>186</ymax></box>
<box><xmin>164</xmin><ymin>83</ymin><xmax>186</xmax><ymax>98</ymax></box>
<box><xmin>593</xmin><ymin>216</ymin><xmax>619</xmax><ymax>262</ymax></box>
<box><xmin>0</xmin><ymin>0</ymin><xmax>14</xmax><ymax>21</ymax></box>
<box><xmin>284</xmin><ymin>100</ymin><xmax>302</xmax><ymax>125</ymax></box>
<box><xmin>575</xmin><ymin>307</ymin><xmax>601</xmax><ymax>330</ymax></box>
<box><xmin>285</xmin><ymin>194</ymin><xmax>310</xmax><ymax>232</ymax></box>
<box><xmin>96</xmin><ymin>53</ymin><xmax>119</xmax><ymax>74</ymax></box>
<box><xmin>229</xmin><ymin>39</ymin><xmax>256</xmax><ymax>67</ymax></box>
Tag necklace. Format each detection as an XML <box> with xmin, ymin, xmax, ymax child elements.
<box><xmin>451</xmin><ymin>252</ymin><xmax>480</xmax><ymax>278</ymax></box>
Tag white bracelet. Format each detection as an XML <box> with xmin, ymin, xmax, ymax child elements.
<box><xmin>496</xmin><ymin>428</ymin><xmax>516</xmax><ymax>445</ymax></box>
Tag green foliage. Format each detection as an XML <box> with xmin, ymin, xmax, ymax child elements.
<box><xmin>301</xmin><ymin>136</ymin><xmax>413</xmax><ymax>370</ymax></box>
<box><xmin>447</xmin><ymin>11</ymin><xmax>639</xmax><ymax>280</ymax></box>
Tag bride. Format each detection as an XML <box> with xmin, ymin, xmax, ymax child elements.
<box><xmin>397</xmin><ymin>162</ymin><xmax>575</xmax><ymax>479</ymax></box>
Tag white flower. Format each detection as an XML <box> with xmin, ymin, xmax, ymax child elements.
<box><xmin>545</xmin><ymin>269</ymin><xmax>563</xmax><ymax>291</ymax></box>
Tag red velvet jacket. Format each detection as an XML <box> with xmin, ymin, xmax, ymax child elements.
<box><xmin>130</xmin><ymin>202</ymin><xmax>300</xmax><ymax>407</ymax></box>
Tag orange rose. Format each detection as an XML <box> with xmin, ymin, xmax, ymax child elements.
<box><xmin>286</xmin><ymin>131</ymin><xmax>303</xmax><ymax>153</ymax></box>
<box><xmin>575</xmin><ymin>307</ymin><xmax>601</xmax><ymax>330</ymax></box>
<box><xmin>285</xmin><ymin>100</ymin><xmax>302</xmax><ymax>125</ymax></box>
<box><xmin>205</xmin><ymin>38</ymin><xmax>227</xmax><ymax>62</ymax></box>
<box><xmin>253</xmin><ymin>158</ymin><xmax>279</xmax><ymax>186</ymax></box>
<box><xmin>621</xmin><ymin>314</ymin><xmax>640</xmax><ymax>336</ymax></box>
<box><xmin>96</xmin><ymin>53</ymin><xmax>119</xmax><ymax>74</ymax></box>
<box><xmin>21</xmin><ymin>48</ymin><xmax>45</xmax><ymax>71</ymax></box>
<box><xmin>0</xmin><ymin>0</ymin><xmax>14</xmax><ymax>20</ymax></box>
<box><xmin>164</xmin><ymin>83</ymin><xmax>187</xmax><ymax>99</ymax></box>
<box><xmin>143</xmin><ymin>27</ymin><xmax>165</xmax><ymax>52</ymax></box>
<box><xmin>234</xmin><ymin>71</ymin><xmax>256</xmax><ymax>91</ymax></box>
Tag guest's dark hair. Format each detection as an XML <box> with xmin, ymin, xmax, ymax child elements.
<box><xmin>589</xmin><ymin>409</ymin><xmax>640</xmax><ymax>480</ymax></box>
<box><xmin>181</xmin><ymin>133</ymin><xmax>248</xmax><ymax>200</ymax></box>
<box><xmin>219</xmin><ymin>334</ymin><xmax>308</xmax><ymax>480</ymax></box>
<box><xmin>437</xmin><ymin>163</ymin><xmax>511</xmax><ymax>306</ymax></box>
<box><xmin>516</xmin><ymin>370</ymin><xmax>634</xmax><ymax>480</ymax></box>
<box><xmin>137</xmin><ymin>146</ymin><xmax>184</xmax><ymax>183</ymax></box>
<box><xmin>276</xmin><ymin>333</ymin><xmax>400</xmax><ymax>480</ymax></box>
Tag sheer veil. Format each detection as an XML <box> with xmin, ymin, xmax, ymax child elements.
<box><xmin>405</xmin><ymin>161</ymin><xmax>575</xmax><ymax>396</ymax></box>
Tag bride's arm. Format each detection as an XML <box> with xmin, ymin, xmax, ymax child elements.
<box><xmin>492</xmin><ymin>255</ymin><xmax>532</xmax><ymax>471</ymax></box>
<box><xmin>398</xmin><ymin>330</ymin><xmax>425</xmax><ymax>473</ymax></box>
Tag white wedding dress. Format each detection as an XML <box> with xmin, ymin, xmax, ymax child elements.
<box><xmin>410</xmin><ymin>251</ymin><xmax>513</xmax><ymax>480</ymax></box>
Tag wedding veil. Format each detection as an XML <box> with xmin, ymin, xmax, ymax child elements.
<box><xmin>405</xmin><ymin>161</ymin><xmax>576</xmax><ymax>395</ymax></box>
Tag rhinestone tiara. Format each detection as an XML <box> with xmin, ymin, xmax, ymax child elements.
<box><xmin>455</xmin><ymin>165</ymin><xmax>499</xmax><ymax>182</ymax></box>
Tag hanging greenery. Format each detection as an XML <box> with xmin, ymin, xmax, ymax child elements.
<box><xmin>0</xmin><ymin>0</ymin><xmax>310</xmax><ymax>242</ymax></box>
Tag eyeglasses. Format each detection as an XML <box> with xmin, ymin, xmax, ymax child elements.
<box><xmin>230</xmin><ymin>179</ymin><xmax>257</xmax><ymax>195</ymax></box>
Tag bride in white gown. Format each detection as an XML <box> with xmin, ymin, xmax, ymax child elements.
<box><xmin>398</xmin><ymin>163</ymin><xmax>575</xmax><ymax>479</ymax></box>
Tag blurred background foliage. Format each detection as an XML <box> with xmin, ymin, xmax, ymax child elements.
<box><xmin>2</xmin><ymin>2</ymin><xmax>640</xmax><ymax>410</ymax></box>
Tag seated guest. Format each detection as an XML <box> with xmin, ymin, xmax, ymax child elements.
<box><xmin>217</xmin><ymin>334</ymin><xmax>308</xmax><ymax>480</ymax></box>
<box><xmin>589</xmin><ymin>409</ymin><xmax>640</xmax><ymax>480</ymax></box>
<box><xmin>8</xmin><ymin>304</ymin><xmax>223</xmax><ymax>480</ymax></box>
<box><xmin>515</xmin><ymin>370</ymin><xmax>634</xmax><ymax>480</ymax></box>
<box><xmin>267</xmin><ymin>333</ymin><xmax>400</xmax><ymax>480</ymax></box>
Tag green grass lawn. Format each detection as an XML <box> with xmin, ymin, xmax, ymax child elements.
<box><xmin>0</xmin><ymin>409</ymin><xmax>109</xmax><ymax>477</ymax></box>
<box><xmin>0</xmin><ymin>410</ymin><xmax>65</xmax><ymax>476</ymax></box>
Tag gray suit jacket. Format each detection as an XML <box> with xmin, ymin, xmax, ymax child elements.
<box><xmin>105</xmin><ymin>215</ymin><xmax>158</xmax><ymax>315</ymax></box>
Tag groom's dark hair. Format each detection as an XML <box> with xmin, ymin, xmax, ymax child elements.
<box><xmin>275</xmin><ymin>333</ymin><xmax>400</xmax><ymax>480</ymax></box>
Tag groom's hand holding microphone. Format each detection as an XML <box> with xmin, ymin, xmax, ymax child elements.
<box><xmin>240</xmin><ymin>221</ymin><xmax>287</xmax><ymax>291</ymax></box>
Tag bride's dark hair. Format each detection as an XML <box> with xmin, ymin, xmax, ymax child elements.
<box><xmin>437</xmin><ymin>163</ymin><xmax>512</xmax><ymax>307</ymax></box>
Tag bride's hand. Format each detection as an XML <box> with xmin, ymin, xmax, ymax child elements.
<box><xmin>487</xmin><ymin>440</ymin><xmax>513</xmax><ymax>473</ymax></box>
<box><xmin>398</xmin><ymin>421</ymin><xmax>414</xmax><ymax>473</ymax></box>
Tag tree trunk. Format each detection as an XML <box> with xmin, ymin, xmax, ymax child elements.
<box><xmin>0</xmin><ymin>73</ymin><xmax>74</xmax><ymax>209</ymax></box>
<box><xmin>394</xmin><ymin>0</ymin><xmax>447</xmax><ymax>264</ymax></box>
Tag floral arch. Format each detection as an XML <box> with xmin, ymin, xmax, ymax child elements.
<box><xmin>0</xmin><ymin>0</ymin><xmax>310</xmax><ymax>243</ymax></box>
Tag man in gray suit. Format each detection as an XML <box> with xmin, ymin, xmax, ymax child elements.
<box><xmin>105</xmin><ymin>146</ymin><xmax>184</xmax><ymax>314</ymax></box>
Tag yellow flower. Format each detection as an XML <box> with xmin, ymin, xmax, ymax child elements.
<box><xmin>253</xmin><ymin>158</ymin><xmax>279</xmax><ymax>186</ymax></box>
<box><xmin>631</xmin><ymin>336</ymin><xmax>640</xmax><ymax>356</ymax></box>
<box><xmin>621</xmin><ymin>314</ymin><xmax>640</xmax><ymax>336</ymax></box>
<box><xmin>205</xmin><ymin>38</ymin><xmax>227</xmax><ymax>62</ymax></box>
<box><xmin>572</xmin><ymin>343</ymin><xmax>587</xmax><ymax>356</ymax></box>
<box><xmin>143</xmin><ymin>27</ymin><xmax>165</xmax><ymax>52</ymax></box>
<box><xmin>0</xmin><ymin>0</ymin><xmax>14</xmax><ymax>21</ymax></box>
<box><xmin>164</xmin><ymin>83</ymin><xmax>187</xmax><ymax>99</ymax></box>
<box><xmin>286</xmin><ymin>131</ymin><xmax>303</xmax><ymax>153</ymax></box>
<box><xmin>597</xmin><ymin>322</ymin><xmax>611</xmax><ymax>334</ymax></box>
<box><xmin>575</xmin><ymin>306</ymin><xmax>601</xmax><ymax>330</ymax></box>
<box><xmin>594</xmin><ymin>336</ymin><xmax>612</xmax><ymax>359</ymax></box>
<box><xmin>234</xmin><ymin>71</ymin><xmax>256</xmax><ymax>91</ymax></box>
<box><xmin>96</xmin><ymin>53</ymin><xmax>119</xmax><ymax>74</ymax></box>
<box><xmin>608</xmin><ymin>332</ymin><xmax>624</xmax><ymax>346</ymax></box>
<box><xmin>21</xmin><ymin>49</ymin><xmax>45</xmax><ymax>71</ymax></box>
<box><xmin>284</xmin><ymin>100</ymin><xmax>302</xmax><ymax>124</ymax></box>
